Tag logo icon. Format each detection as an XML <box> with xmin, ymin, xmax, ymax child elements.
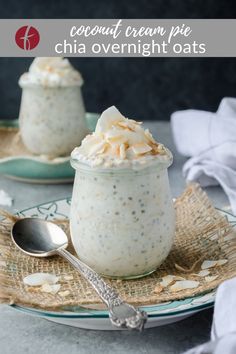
<box><xmin>15</xmin><ymin>26</ymin><xmax>40</xmax><ymax>50</ymax></box>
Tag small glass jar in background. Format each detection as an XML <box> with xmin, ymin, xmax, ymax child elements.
<box><xmin>70</xmin><ymin>156</ymin><xmax>175</xmax><ymax>279</ymax></box>
<box><xmin>18</xmin><ymin>60</ymin><xmax>88</xmax><ymax>157</ymax></box>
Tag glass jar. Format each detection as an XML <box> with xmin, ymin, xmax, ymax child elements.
<box><xmin>19</xmin><ymin>83</ymin><xmax>88</xmax><ymax>157</ymax></box>
<box><xmin>70</xmin><ymin>157</ymin><xmax>175</xmax><ymax>279</ymax></box>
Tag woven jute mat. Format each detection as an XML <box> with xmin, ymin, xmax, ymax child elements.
<box><xmin>0</xmin><ymin>183</ymin><xmax>235</xmax><ymax>311</ymax></box>
<box><xmin>0</xmin><ymin>127</ymin><xmax>32</xmax><ymax>158</ymax></box>
<box><xmin>0</xmin><ymin>127</ymin><xmax>68</xmax><ymax>160</ymax></box>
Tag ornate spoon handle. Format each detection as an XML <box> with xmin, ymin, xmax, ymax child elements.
<box><xmin>57</xmin><ymin>248</ymin><xmax>147</xmax><ymax>330</ymax></box>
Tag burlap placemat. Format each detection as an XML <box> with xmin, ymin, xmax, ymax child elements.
<box><xmin>0</xmin><ymin>127</ymin><xmax>68</xmax><ymax>160</ymax></box>
<box><xmin>0</xmin><ymin>183</ymin><xmax>235</xmax><ymax>310</ymax></box>
<box><xmin>0</xmin><ymin>127</ymin><xmax>31</xmax><ymax>158</ymax></box>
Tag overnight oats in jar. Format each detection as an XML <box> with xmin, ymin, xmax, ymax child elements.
<box><xmin>70</xmin><ymin>106</ymin><xmax>175</xmax><ymax>279</ymax></box>
<box><xmin>19</xmin><ymin>57</ymin><xmax>88</xmax><ymax>157</ymax></box>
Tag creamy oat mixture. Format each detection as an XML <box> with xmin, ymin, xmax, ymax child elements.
<box><xmin>19</xmin><ymin>57</ymin><xmax>87</xmax><ymax>157</ymax></box>
<box><xmin>70</xmin><ymin>107</ymin><xmax>175</xmax><ymax>278</ymax></box>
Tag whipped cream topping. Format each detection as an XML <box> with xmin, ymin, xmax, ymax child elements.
<box><xmin>19</xmin><ymin>57</ymin><xmax>83</xmax><ymax>87</ymax></box>
<box><xmin>71</xmin><ymin>106</ymin><xmax>171</xmax><ymax>169</ymax></box>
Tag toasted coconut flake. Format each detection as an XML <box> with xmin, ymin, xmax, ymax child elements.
<box><xmin>205</xmin><ymin>275</ymin><xmax>219</xmax><ymax>282</ymax></box>
<box><xmin>0</xmin><ymin>260</ymin><xmax>6</xmax><ymax>267</ymax></box>
<box><xmin>160</xmin><ymin>275</ymin><xmax>185</xmax><ymax>287</ymax></box>
<box><xmin>23</xmin><ymin>273</ymin><xmax>59</xmax><ymax>287</ymax></box>
<box><xmin>26</xmin><ymin>287</ymin><xmax>41</xmax><ymax>293</ymax></box>
<box><xmin>119</xmin><ymin>143</ymin><xmax>126</xmax><ymax>159</ymax></box>
<box><xmin>170</xmin><ymin>280</ymin><xmax>199</xmax><ymax>292</ymax></box>
<box><xmin>194</xmin><ymin>270</ymin><xmax>210</xmax><ymax>277</ymax></box>
<box><xmin>117</xmin><ymin>121</ymin><xmax>136</xmax><ymax>132</ymax></box>
<box><xmin>41</xmin><ymin>283</ymin><xmax>61</xmax><ymax>294</ymax></box>
<box><xmin>160</xmin><ymin>275</ymin><xmax>176</xmax><ymax>287</ymax></box>
<box><xmin>88</xmin><ymin>141</ymin><xmax>107</xmax><ymax>156</ymax></box>
<box><xmin>106</xmin><ymin>135</ymin><xmax>126</xmax><ymax>144</ymax></box>
<box><xmin>153</xmin><ymin>284</ymin><xmax>164</xmax><ymax>294</ymax></box>
<box><xmin>201</xmin><ymin>259</ymin><xmax>228</xmax><ymax>270</ymax></box>
<box><xmin>156</xmin><ymin>144</ymin><xmax>166</xmax><ymax>154</ymax></box>
<box><xmin>63</xmin><ymin>275</ymin><xmax>74</xmax><ymax>281</ymax></box>
<box><xmin>201</xmin><ymin>260</ymin><xmax>218</xmax><ymax>270</ymax></box>
<box><xmin>144</xmin><ymin>129</ymin><xmax>157</xmax><ymax>145</ymax></box>
<box><xmin>129</xmin><ymin>119</ymin><xmax>143</xmax><ymax>125</ymax></box>
<box><xmin>59</xmin><ymin>290</ymin><xmax>70</xmax><ymax>297</ymax></box>
<box><xmin>217</xmin><ymin>259</ymin><xmax>228</xmax><ymax>266</ymax></box>
<box><xmin>132</xmin><ymin>143</ymin><xmax>152</xmax><ymax>155</ymax></box>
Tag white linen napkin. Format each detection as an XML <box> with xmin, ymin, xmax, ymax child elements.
<box><xmin>171</xmin><ymin>97</ymin><xmax>236</xmax><ymax>214</ymax></box>
<box><xmin>184</xmin><ymin>277</ymin><xmax>236</xmax><ymax>354</ymax></box>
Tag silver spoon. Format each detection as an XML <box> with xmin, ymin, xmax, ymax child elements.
<box><xmin>11</xmin><ymin>218</ymin><xmax>147</xmax><ymax>330</ymax></box>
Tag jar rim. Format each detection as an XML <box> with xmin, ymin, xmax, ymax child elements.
<box><xmin>70</xmin><ymin>149</ymin><xmax>173</xmax><ymax>176</ymax></box>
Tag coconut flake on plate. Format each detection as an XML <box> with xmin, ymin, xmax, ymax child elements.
<box><xmin>205</xmin><ymin>275</ymin><xmax>219</xmax><ymax>282</ymax></box>
<box><xmin>153</xmin><ymin>284</ymin><xmax>164</xmax><ymax>294</ymax></box>
<box><xmin>170</xmin><ymin>280</ymin><xmax>200</xmax><ymax>292</ymax></box>
<box><xmin>201</xmin><ymin>259</ymin><xmax>228</xmax><ymax>270</ymax></box>
<box><xmin>63</xmin><ymin>275</ymin><xmax>74</xmax><ymax>281</ymax></box>
<box><xmin>193</xmin><ymin>270</ymin><xmax>210</xmax><ymax>277</ymax></box>
<box><xmin>217</xmin><ymin>259</ymin><xmax>228</xmax><ymax>266</ymax></box>
<box><xmin>41</xmin><ymin>283</ymin><xmax>61</xmax><ymax>294</ymax></box>
<box><xmin>160</xmin><ymin>275</ymin><xmax>185</xmax><ymax>287</ymax></box>
<box><xmin>23</xmin><ymin>273</ymin><xmax>60</xmax><ymax>286</ymax></box>
<box><xmin>59</xmin><ymin>290</ymin><xmax>70</xmax><ymax>297</ymax></box>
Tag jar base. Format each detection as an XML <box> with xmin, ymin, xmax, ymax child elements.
<box><xmin>100</xmin><ymin>268</ymin><xmax>157</xmax><ymax>280</ymax></box>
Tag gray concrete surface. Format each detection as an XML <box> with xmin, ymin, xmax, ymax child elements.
<box><xmin>0</xmin><ymin>122</ymin><xmax>229</xmax><ymax>354</ymax></box>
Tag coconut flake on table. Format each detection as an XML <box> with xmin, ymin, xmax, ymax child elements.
<box><xmin>23</xmin><ymin>273</ymin><xmax>60</xmax><ymax>286</ymax></box>
<box><xmin>0</xmin><ymin>190</ymin><xmax>13</xmax><ymax>207</ymax></box>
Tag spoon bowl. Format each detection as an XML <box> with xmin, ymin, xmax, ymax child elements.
<box><xmin>11</xmin><ymin>218</ymin><xmax>68</xmax><ymax>257</ymax></box>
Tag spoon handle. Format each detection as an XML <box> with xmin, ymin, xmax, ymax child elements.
<box><xmin>57</xmin><ymin>248</ymin><xmax>147</xmax><ymax>330</ymax></box>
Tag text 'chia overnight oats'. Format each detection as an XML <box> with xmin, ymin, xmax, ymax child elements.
<box><xmin>19</xmin><ymin>57</ymin><xmax>88</xmax><ymax>157</ymax></box>
<box><xmin>70</xmin><ymin>106</ymin><xmax>175</xmax><ymax>279</ymax></box>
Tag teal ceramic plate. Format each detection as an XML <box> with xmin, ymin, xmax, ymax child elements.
<box><xmin>11</xmin><ymin>199</ymin><xmax>236</xmax><ymax>330</ymax></box>
<box><xmin>0</xmin><ymin>113</ymin><xmax>99</xmax><ymax>184</ymax></box>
